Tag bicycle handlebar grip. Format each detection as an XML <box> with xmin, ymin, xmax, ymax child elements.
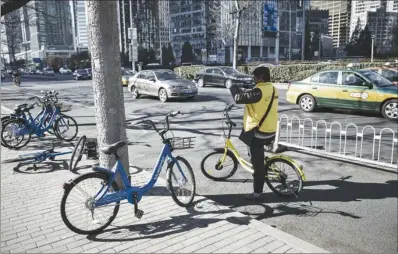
<box><xmin>231</xmin><ymin>121</ymin><xmax>237</xmax><ymax>127</ymax></box>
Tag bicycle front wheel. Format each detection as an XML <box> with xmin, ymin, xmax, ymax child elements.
<box><xmin>265</xmin><ymin>157</ymin><xmax>303</xmax><ymax>197</ymax></box>
<box><xmin>69</xmin><ymin>135</ymin><xmax>86</xmax><ymax>172</ymax></box>
<box><xmin>54</xmin><ymin>114</ymin><xmax>78</xmax><ymax>141</ymax></box>
<box><xmin>167</xmin><ymin>156</ymin><xmax>196</xmax><ymax>207</ymax></box>
<box><xmin>201</xmin><ymin>149</ymin><xmax>238</xmax><ymax>181</ymax></box>
<box><xmin>1</xmin><ymin>119</ymin><xmax>31</xmax><ymax>149</ymax></box>
<box><xmin>60</xmin><ymin>172</ymin><xmax>120</xmax><ymax>235</ymax></box>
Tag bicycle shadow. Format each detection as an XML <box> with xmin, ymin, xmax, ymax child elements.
<box><xmin>87</xmin><ymin>198</ymin><xmax>249</xmax><ymax>243</ymax></box>
<box><xmin>12</xmin><ymin>160</ymin><xmax>69</xmax><ymax>174</ymax></box>
<box><xmin>204</xmin><ymin>177</ymin><xmax>397</xmax><ymax>220</ymax></box>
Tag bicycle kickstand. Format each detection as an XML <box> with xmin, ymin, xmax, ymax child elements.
<box><xmin>132</xmin><ymin>192</ymin><xmax>144</xmax><ymax>219</ymax></box>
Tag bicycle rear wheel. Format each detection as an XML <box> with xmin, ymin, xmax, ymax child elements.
<box><xmin>201</xmin><ymin>149</ymin><xmax>238</xmax><ymax>181</ymax></box>
<box><xmin>265</xmin><ymin>157</ymin><xmax>303</xmax><ymax>197</ymax></box>
<box><xmin>69</xmin><ymin>135</ymin><xmax>86</xmax><ymax>172</ymax></box>
<box><xmin>1</xmin><ymin>119</ymin><xmax>31</xmax><ymax>149</ymax></box>
<box><xmin>167</xmin><ymin>156</ymin><xmax>196</xmax><ymax>207</ymax></box>
<box><xmin>60</xmin><ymin>172</ymin><xmax>120</xmax><ymax>235</ymax></box>
<box><xmin>54</xmin><ymin>114</ymin><xmax>78</xmax><ymax>141</ymax></box>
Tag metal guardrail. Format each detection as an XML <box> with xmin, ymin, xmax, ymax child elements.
<box><xmin>274</xmin><ymin>114</ymin><xmax>398</xmax><ymax>170</ymax></box>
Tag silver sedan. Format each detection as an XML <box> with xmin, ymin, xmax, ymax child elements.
<box><xmin>128</xmin><ymin>69</ymin><xmax>198</xmax><ymax>102</ymax></box>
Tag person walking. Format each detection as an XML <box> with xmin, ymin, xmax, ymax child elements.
<box><xmin>229</xmin><ymin>66</ymin><xmax>279</xmax><ymax>200</ymax></box>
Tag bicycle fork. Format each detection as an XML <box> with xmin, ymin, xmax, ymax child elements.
<box><xmin>132</xmin><ymin>192</ymin><xmax>144</xmax><ymax>219</ymax></box>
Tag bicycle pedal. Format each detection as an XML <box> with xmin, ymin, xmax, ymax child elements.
<box><xmin>135</xmin><ymin>209</ymin><xmax>144</xmax><ymax>219</ymax></box>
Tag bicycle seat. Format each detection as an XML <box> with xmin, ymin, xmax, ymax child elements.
<box><xmin>100</xmin><ymin>141</ymin><xmax>126</xmax><ymax>155</ymax></box>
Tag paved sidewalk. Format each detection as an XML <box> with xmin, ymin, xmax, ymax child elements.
<box><xmin>1</xmin><ymin>148</ymin><xmax>328</xmax><ymax>253</ymax></box>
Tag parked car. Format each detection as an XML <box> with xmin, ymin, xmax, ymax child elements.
<box><xmin>59</xmin><ymin>67</ymin><xmax>72</xmax><ymax>74</ymax></box>
<box><xmin>286</xmin><ymin>69</ymin><xmax>398</xmax><ymax>120</ymax></box>
<box><xmin>43</xmin><ymin>68</ymin><xmax>55</xmax><ymax>76</ymax></box>
<box><xmin>128</xmin><ymin>69</ymin><xmax>197</xmax><ymax>102</ymax></box>
<box><xmin>73</xmin><ymin>69</ymin><xmax>90</xmax><ymax>80</ymax></box>
<box><xmin>194</xmin><ymin>66</ymin><xmax>254</xmax><ymax>88</ymax></box>
<box><xmin>144</xmin><ymin>63</ymin><xmax>161</xmax><ymax>70</ymax></box>
<box><xmin>365</xmin><ymin>67</ymin><xmax>398</xmax><ymax>85</ymax></box>
<box><xmin>85</xmin><ymin>68</ymin><xmax>92</xmax><ymax>79</ymax></box>
<box><xmin>35</xmin><ymin>69</ymin><xmax>44</xmax><ymax>75</ymax></box>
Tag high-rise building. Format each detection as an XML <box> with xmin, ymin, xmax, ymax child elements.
<box><xmin>367</xmin><ymin>4</ymin><xmax>398</xmax><ymax>54</ymax></box>
<box><xmin>159</xmin><ymin>0</ymin><xmax>170</xmax><ymax>47</ymax></box>
<box><xmin>70</xmin><ymin>0</ymin><xmax>89</xmax><ymax>52</ymax></box>
<box><xmin>310</xmin><ymin>0</ymin><xmax>351</xmax><ymax>48</ymax></box>
<box><xmin>219</xmin><ymin>0</ymin><xmax>303</xmax><ymax>63</ymax></box>
<box><xmin>118</xmin><ymin>0</ymin><xmax>160</xmax><ymax>60</ymax></box>
<box><xmin>169</xmin><ymin>0</ymin><xmax>209</xmax><ymax>64</ymax></box>
<box><xmin>350</xmin><ymin>0</ymin><xmax>397</xmax><ymax>37</ymax></box>
<box><xmin>13</xmin><ymin>0</ymin><xmax>74</xmax><ymax>64</ymax></box>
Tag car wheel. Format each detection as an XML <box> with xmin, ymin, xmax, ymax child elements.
<box><xmin>299</xmin><ymin>94</ymin><xmax>317</xmax><ymax>112</ymax></box>
<box><xmin>225</xmin><ymin>79</ymin><xmax>233</xmax><ymax>89</ymax></box>
<box><xmin>130</xmin><ymin>86</ymin><xmax>140</xmax><ymax>99</ymax></box>
<box><xmin>197</xmin><ymin>78</ymin><xmax>205</xmax><ymax>87</ymax></box>
<box><xmin>158</xmin><ymin>88</ymin><xmax>168</xmax><ymax>102</ymax></box>
<box><xmin>382</xmin><ymin>99</ymin><xmax>398</xmax><ymax>121</ymax></box>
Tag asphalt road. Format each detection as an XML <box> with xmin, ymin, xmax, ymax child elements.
<box><xmin>1</xmin><ymin>79</ymin><xmax>397</xmax><ymax>253</ymax></box>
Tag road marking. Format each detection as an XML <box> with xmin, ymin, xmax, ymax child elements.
<box><xmin>1</xmin><ymin>105</ymin><xmax>13</xmax><ymax>114</ymax></box>
<box><xmin>1</xmin><ymin>86</ymin><xmax>95</xmax><ymax>109</ymax></box>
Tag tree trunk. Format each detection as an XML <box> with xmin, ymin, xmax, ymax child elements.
<box><xmin>232</xmin><ymin>1</ymin><xmax>241</xmax><ymax>69</ymax></box>
<box><xmin>86</xmin><ymin>1</ymin><xmax>129</xmax><ymax>180</ymax></box>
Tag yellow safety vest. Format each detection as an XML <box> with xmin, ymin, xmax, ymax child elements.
<box><xmin>243</xmin><ymin>82</ymin><xmax>278</xmax><ymax>133</ymax></box>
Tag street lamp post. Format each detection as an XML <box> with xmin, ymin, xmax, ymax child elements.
<box><xmin>288</xmin><ymin>1</ymin><xmax>292</xmax><ymax>62</ymax></box>
<box><xmin>371</xmin><ymin>35</ymin><xmax>375</xmax><ymax>63</ymax></box>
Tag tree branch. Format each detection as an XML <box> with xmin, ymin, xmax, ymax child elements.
<box><xmin>1</xmin><ymin>0</ymin><xmax>32</xmax><ymax>17</ymax></box>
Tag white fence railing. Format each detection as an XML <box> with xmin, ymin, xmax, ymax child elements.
<box><xmin>275</xmin><ymin>114</ymin><xmax>398</xmax><ymax>170</ymax></box>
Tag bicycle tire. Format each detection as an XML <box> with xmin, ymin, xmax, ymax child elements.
<box><xmin>265</xmin><ymin>157</ymin><xmax>303</xmax><ymax>197</ymax></box>
<box><xmin>200</xmin><ymin>149</ymin><xmax>238</xmax><ymax>181</ymax></box>
<box><xmin>1</xmin><ymin>118</ymin><xmax>32</xmax><ymax>149</ymax></box>
<box><xmin>1</xmin><ymin>117</ymin><xmax>13</xmax><ymax>147</ymax></box>
<box><xmin>60</xmin><ymin>172</ymin><xmax>120</xmax><ymax>235</ymax></box>
<box><xmin>167</xmin><ymin>156</ymin><xmax>196</xmax><ymax>207</ymax></box>
<box><xmin>2</xmin><ymin>155</ymin><xmax>37</xmax><ymax>164</ymax></box>
<box><xmin>54</xmin><ymin>114</ymin><xmax>78</xmax><ymax>141</ymax></box>
<box><xmin>69</xmin><ymin>135</ymin><xmax>87</xmax><ymax>172</ymax></box>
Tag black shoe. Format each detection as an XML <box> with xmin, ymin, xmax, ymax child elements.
<box><xmin>244</xmin><ymin>193</ymin><xmax>265</xmax><ymax>201</ymax></box>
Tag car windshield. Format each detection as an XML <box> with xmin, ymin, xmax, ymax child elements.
<box><xmin>77</xmin><ymin>70</ymin><xmax>86</xmax><ymax>74</ymax></box>
<box><xmin>358</xmin><ymin>70</ymin><xmax>393</xmax><ymax>87</ymax></box>
<box><xmin>155</xmin><ymin>71</ymin><xmax>181</xmax><ymax>80</ymax></box>
<box><xmin>221</xmin><ymin>67</ymin><xmax>240</xmax><ymax>75</ymax></box>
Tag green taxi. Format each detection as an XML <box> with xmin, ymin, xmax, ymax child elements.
<box><xmin>286</xmin><ymin>69</ymin><xmax>398</xmax><ymax>120</ymax></box>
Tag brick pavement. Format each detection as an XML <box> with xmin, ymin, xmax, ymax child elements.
<box><xmin>1</xmin><ymin>147</ymin><xmax>328</xmax><ymax>253</ymax></box>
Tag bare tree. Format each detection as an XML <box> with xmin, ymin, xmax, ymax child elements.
<box><xmin>86</xmin><ymin>1</ymin><xmax>130</xmax><ymax>178</ymax></box>
<box><xmin>1</xmin><ymin>3</ymin><xmax>64</xmax><ymax>66</ymax></box>
<box><xmin>209</xmin><ymin>0</ymin><xmax>254</xmax><ymax>68</ymax></box>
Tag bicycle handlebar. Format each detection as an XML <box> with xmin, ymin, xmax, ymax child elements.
<box><xmin>135</xmin><ymin>111</ymin><xmax>182</xmax><ymax>139</ymax></box>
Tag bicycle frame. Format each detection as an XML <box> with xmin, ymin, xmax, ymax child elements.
<box><xmin>220</xmin><ymin>110</ymin><xmax>306</xmax><ymax>181</ymax></box>
<box><xmin>17</xmin><ymin>106</ymin><xmax>60</xmax><ymax>136</ymax></box>
<box><xmin>93</xmin><ymin>142</ymin><xmax>187</xmax><ymax>208</ymax></box>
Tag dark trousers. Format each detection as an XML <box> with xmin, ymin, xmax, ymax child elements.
<box><xmin>249</xmin><ymin>137</ymin><xmax>266</xmax><ymax>193</ymax></box>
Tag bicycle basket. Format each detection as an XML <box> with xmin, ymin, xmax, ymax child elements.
<box><xmin>170</xmin><ymin>137</ymin><xmax>195</xmax><ymax>150</ymax></box>
<box><xmin>55</xmin><ymin>103</ymin><xmax>72</xmax><ymax>112</ymax></box>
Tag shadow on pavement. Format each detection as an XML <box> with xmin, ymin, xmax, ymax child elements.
<box><xmin>12</xmin><ymin>160</ymin><xmax>69</xmax><ymax>174</ymax></box>
<box><xmin>87</xmin><ymin>199</ymin><xmax>248</xmax><ymax>243</ymax></box>
<box><xmin>203</xmin><ymin>178</ymin><xmax>397</xmax><ymax>220</ymax></box>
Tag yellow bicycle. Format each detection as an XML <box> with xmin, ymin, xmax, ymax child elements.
<box><xmin>200</xmin><ymin>105</ymin><xmax>306</xmax><ymax>197</ymax></box>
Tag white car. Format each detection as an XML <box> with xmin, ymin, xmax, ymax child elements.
<box><xmin>59</xmin><ymin>67</ymin><xmax>72</xmax><ymax>74</ymax></box>
<box><xmin>43</xmin><ymin>68</ymin><xmax>55</xmax><ymax>76</ymax></box>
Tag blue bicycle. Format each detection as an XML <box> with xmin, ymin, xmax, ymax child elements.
<box><xmin>1</xmin><ymin>92</ymin><xmax>77</xmax><ymax>149</ymax></box>
<box><xmin>60</xmin><ymin>111</ymin><xmax>196</xmax><ymax>234</ymax></box>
